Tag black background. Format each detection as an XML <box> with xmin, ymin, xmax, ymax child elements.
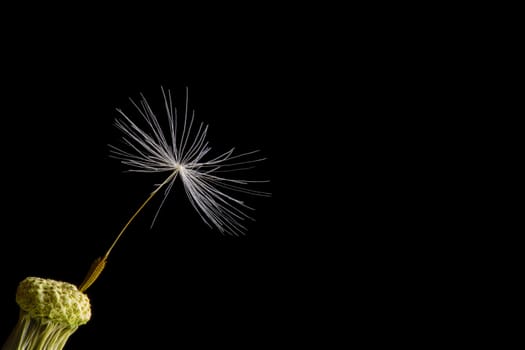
<box><xmin>0</xmin><ymin>4</ymin><xmax>499</xmax><ymax>348</ymax></box>
<box><xmin>0</xmin><ymin>6</ymin><xmax>339</xmax><ymax>349</ymax></box>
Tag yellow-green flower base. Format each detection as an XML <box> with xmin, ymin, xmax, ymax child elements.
<box><xmin>2</xmin><ymin>277</ymin><xmax>91</xmax><ymax>350</ymax></box>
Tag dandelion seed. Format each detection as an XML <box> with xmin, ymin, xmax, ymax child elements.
<box><xmin>79</xmin><ymin>86</ymin><xmax>270</xmax><ymax>292</ymax></box>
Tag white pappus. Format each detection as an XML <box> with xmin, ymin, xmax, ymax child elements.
<box><xmin>109</xmin><ymin>87</ymin><xmax>270</xmax><ymax>237</ymax></box>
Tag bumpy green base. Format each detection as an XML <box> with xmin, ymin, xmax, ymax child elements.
<box><xmin>2</xmin><ymin>277</ymin><xmax>91</xmax><ymax>350</ymax></box>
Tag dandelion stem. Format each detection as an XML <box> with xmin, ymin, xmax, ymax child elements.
<box><xmin>79</xmin><ymin>170</ymin><xmax>178</xmax><ymax>292</ymax></box>
<box><xmin>103</xmin><ymin>171</ymin><xmax>176</xmax><ymax>259</ymax></box>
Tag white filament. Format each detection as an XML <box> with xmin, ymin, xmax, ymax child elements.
<box><xmin>109</xmin><ymin>87</ymin><xmax>269</xmax><ymax>236</ymax></box>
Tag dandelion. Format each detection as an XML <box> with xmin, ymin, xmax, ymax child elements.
<box><xmin>3</xmin><ymin>87</ymin><xmax>269</xmax><ymax>350</ymax></box>
<box><xmin>2</xmin><ymin>277</ymin><xmax>90</xmax><ymax>350</ymax></box>
<box><xmin>78</xmin><ymin>86</ymin><xmax>270</xmax><ymax>291</ymax></box>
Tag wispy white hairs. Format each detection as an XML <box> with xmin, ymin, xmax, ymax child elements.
<box><xmin>109</xmin><ymin>87</ymin><xmax>270</xmax><ymax>236</ymax></box>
